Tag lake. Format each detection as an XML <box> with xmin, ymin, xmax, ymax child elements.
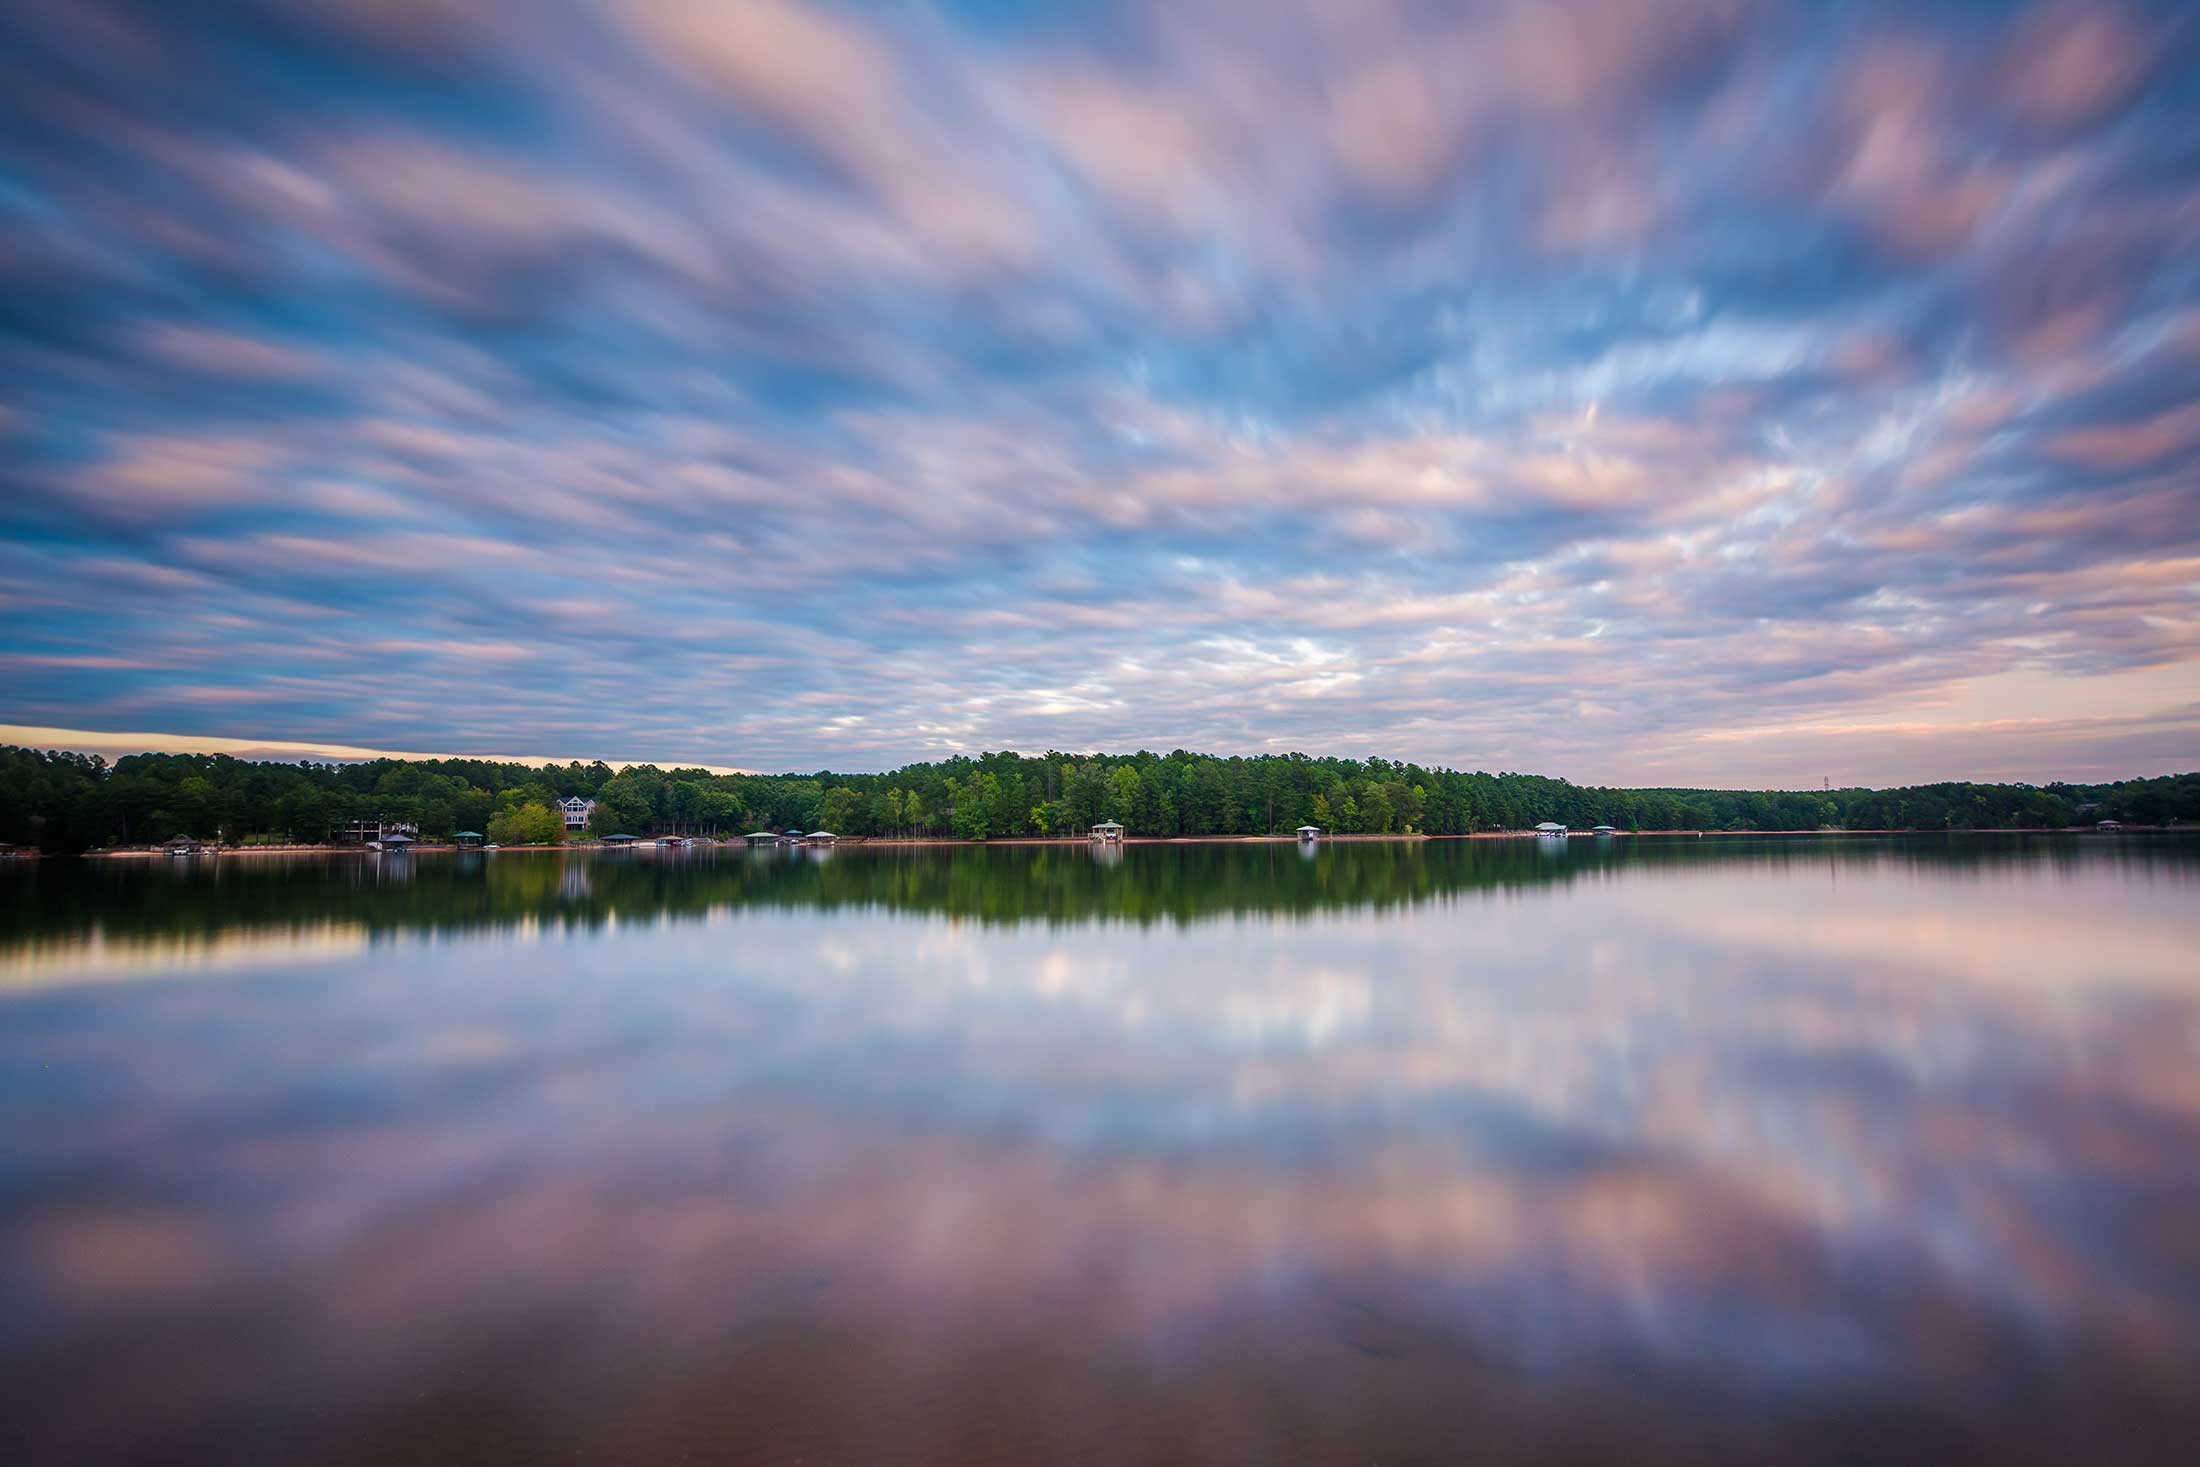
<box><xmin>3</xmin><ymin>835</ymin><xmax>2196</xmax><ymax>1464</ymax></box>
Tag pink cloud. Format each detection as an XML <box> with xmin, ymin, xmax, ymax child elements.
<box><xmin>139</xmin><ymin>323</ymin><xmax>320</xmax><ymax>380</ymax></box>
<box><xmin>616</xmin><ymin>0</ymin><xmax>1040</xmax><ymax>275</ymax></box>
<box><xmin>2049</xmin><ymin>401</ymin><xmax>2200</xmax><ymax>470</ymax></box>
<box><xmin>1825</xmin><ymin>42</ymin><xmax>2008</xmax><ymax>260</ymax></box>
<box><xmin>68</xmin><ymin>434</ymin><xmax>283</xmax><ymax>520</ymax></box>
<box><xmin>1538</xmin><ymin>134</ymin><xmax>1663</xmax><ymax>253</ymax></box>
<box><xmin>1997</xmin><ymin>0</ymin><xmax>2151</xmax><ymax>128</ymax></box>
<box><xmin>1828</xmin><ymin>330</ymin><xmax>1913</xmax><ymax>382</ymax></box>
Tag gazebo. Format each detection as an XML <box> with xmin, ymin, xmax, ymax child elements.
<box><xmin>744</xmin><ymin>831</ymin><xmax>783</xmax><ymax>846</ymax></box>
<box><xmin>1296</xmin><ymin>825</ymin><xmax>1322</xmax><ymax>840</ymax></box>
<box><xmin>602</xmin><ymin>833</ymin><xmax>640</xmax><ymax>845</ymax></box>
<box><xmin>1090</xmin><ymin>821</ymin><xmax>1125</xmax><ymax>842</ymax></box>
<box><xmin>452</xmin><ymin>830</ymin><xmax>484</xmax><ymax>846</ymax></box>
<box><xmin>804</xmin><ymin>830</ymin><xmax>838</xmax><ymax>845</ymax></box>
<box><xmin>1534</xmin><ymin>822</ymin><xmax>1568</xmax><ymax>837</ymax></box>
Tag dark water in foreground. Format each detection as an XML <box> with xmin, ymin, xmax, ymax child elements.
<box><xmin>2</xmin><ymin>835</ymin><xmax>2196</xmax><ymax>1465</ymax></box>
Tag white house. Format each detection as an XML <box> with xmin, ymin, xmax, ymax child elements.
<box><xmin>560</xmin><ymin>795</ymin><xmax>597</xmax><ymax>831</ymax></box>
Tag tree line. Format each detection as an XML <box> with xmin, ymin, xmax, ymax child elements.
<box><xmin>1</xmin><ymin>744</ymin><xmax>2194</xmax><ymax>853</ymax></box>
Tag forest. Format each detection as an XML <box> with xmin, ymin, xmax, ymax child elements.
<box><xmin>1</xmin><ymin>743</ymin><xmax>2194</xmax><ymax>853</ymax></box>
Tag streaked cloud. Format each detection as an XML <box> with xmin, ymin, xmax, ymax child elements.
<box><xmin>0</xmin><ymin>0</ymin><xmax>2195</xmax><ymax>782</ymax></box>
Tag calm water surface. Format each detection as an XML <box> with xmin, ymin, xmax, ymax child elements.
<box><xmin>2</xmin><ymin>836</ymin><xmax>2196</xmax><ymax>1464</ymax></box>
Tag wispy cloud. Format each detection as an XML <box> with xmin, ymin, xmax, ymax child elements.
<box><xmin>0</xmin><ymin>0</ymin><xmax>2195</xmax><ymax>783</ymax></box>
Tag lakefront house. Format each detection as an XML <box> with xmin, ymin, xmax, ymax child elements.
<box><xmin>560</xmin><ymin>796</ymin><xmax>597</xmax><ymax>831</ymax></box>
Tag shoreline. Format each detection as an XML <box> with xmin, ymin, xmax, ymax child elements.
<box><xmin>64</xmin><ymin>824</ymin><xmax>2187</xmax><ymax>858</ymax></box>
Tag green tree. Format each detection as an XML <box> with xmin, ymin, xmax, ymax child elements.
<box><xmin>587</xmin><ymin>793</ymin><xmax>651</xmax><ymax>838</ymax></box>
<box><xmin>949</xmin><ymin>773</ymin><xmax>999</xmax><ymax>840</ymax></box>
<box><xmin>816</xmin><ymin>786</ymin><xmax>863</xmax><ymax>834</ymax></box>
<box><xmin>1109</xmin><ymin>765</ymin><xmax>1141</xmax><ymax>827</ymax></box>
<box><xmin>488</xmin><ymin>801</ymin><xmax>564</xmax><ymax>846</ymax></box>
<box><xmin>1064</xmin><ymin>761</ymin><xmax>1110</xmax><ymax>830</ymax></box>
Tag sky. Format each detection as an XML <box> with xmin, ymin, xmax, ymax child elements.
<box><xmin>1</xmin><ymin>0</ymin><xmax>2197</xmax><ymax>787</ymax></box>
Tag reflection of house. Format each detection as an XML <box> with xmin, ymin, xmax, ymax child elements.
<box><xmin>337</xmin><ymin>818</ymin><xmax>418</xmax><ymax>845</ymax></box>
<box><xmin>560</xmin><ymin>796</ymin><xmax>597</xmax><ymax>831</ymax></box>
<box><xmin>1090</xmin><ymin>821</ymin><xmax>1125</xmax><ymax>842</ymax></box>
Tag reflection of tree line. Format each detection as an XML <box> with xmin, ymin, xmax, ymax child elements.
<box><xmin>4</xmin><ymin>836</ymin><xmax>2195</xmax><ymax>950</ymax></box>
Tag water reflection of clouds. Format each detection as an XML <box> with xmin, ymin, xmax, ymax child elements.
<box><xmin>0</xmin><ymin>923</ymin><xmax>369</xmax><ymax>989</ymax></box>
<box><xmin>3</xmin><ymin>847</ymin><xmax>2198</xmax><ymax>1461</ymax></box>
